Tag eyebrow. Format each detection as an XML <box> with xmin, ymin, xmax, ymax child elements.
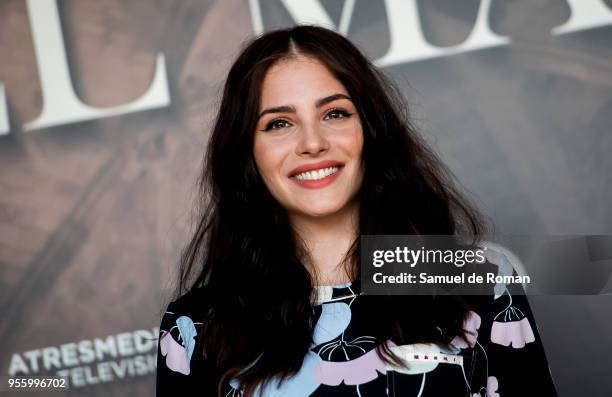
<box><xmin>257</xmin><ymin>93</ymin><xmax>352</xmax><ymax>120</ymax></box>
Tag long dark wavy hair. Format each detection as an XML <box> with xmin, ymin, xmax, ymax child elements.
<box><xmin>176</xmin><ymin>25</ymin><xmax>489</xmax><ymax>396</ymax></box>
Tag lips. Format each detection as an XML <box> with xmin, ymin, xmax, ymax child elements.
<box><xmin>288</xmin><ymin>160</ymin><xmax>344</xmax><ymax>177</ymax></box>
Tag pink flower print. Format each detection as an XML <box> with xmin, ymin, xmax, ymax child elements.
<box><xmin>315</xmin><ymin>346</ymin><xmax>388</xmax><ymax>386</ymax></box>
<box><xmin>486</xmin><ymin>376</ymin><xmax>500</xmax><ymax>397</ymax></box>
<box><xmin>491</xmin><ymin>292</ymin><xmax>535</xmax><ymax>348</ymax></box>
<box><xmin>159</xmin><ymin>331</ymin><xmax>191</xmax><ymax>375</ymax></box>
<box><xmin>451</xmin><ymin>310</ymin><xmax>482</xmax><ymax>349</ymax></box>
<box><xmin>491</xmin><ymin>317</ymin><xmax>535</xmax><ymax>348</ymax></box>
<box><xmin>471</xmin><ymin>376</ymin><xmax>501</xmax><ymax>397</ymax></box>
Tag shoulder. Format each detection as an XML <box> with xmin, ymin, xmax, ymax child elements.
<box><xmin>450</xmin><ymin>246</ymin><xmax>558</xmax><ymax>394</ymax></box>
<box><xmin>157</xmin><ymin>286</ymin><xmax>211</xmax><ymax>377</ymax></box>
<box><xmin>162</xmin><ymin>286</ymin><xmax>211</xmax><ymax>324</ymax></box>
<box><xmin>156</xmin><ymin>287</ymin><xmax>219</xmax><ymax>395</ymax></box>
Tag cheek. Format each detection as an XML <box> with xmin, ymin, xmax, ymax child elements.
<box><xmin>253</xmin><ymin>138</ymin><xmax>284</xmax><ymax>183</ymax></box>
<box><xmin>348</xmin><ymin>127</ymin><xmax>365</xmax><ymax>183</ymax></box>
<box><xmin>347</xmin><ymin>125</ymin><xmax>364</xmax><ymax>158</ymax></box>
<box><xmin>355</xmin><ymin>130</ymin><xmax>364</xmax><ymax>155</ymax></box>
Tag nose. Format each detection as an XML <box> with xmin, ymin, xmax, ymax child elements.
<box><xmin>295</xmin><ymin>121</ymin><xmax>329</xmax><ymax>156</ymax></box>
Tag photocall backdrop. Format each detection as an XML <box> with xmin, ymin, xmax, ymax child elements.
<box><xmin>1</xmin><ymin>0</ymin><xmax>611</xmax><ymax>396</ymax></box>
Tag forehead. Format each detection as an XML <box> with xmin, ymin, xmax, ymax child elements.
<box><xmin>260</xmin><ymin>56</ymin><xmax>348</xmax><ymax>106</ymax></box>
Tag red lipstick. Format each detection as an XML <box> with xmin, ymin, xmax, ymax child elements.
<box><xmin>288</xmin><ymin>160</ymin><xmax>344</xmax><ymax>189</ymax></box>
<box><xmin>288</xmin><ymin>160</ymin><xmax>343</xmax><ymax>177</ymax></box>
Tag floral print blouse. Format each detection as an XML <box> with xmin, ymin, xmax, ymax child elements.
<box><xmin>156</xmin><ymin>251</ymin><xmax>558</xmax><ymax>396</ymax></box>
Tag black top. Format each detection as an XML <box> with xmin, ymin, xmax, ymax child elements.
<box><xmin>157</xmin><ymin>273</ymin><xmax>557</xmax><ymax>396</ymax></box>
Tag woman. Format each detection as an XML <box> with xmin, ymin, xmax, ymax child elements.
<box><xmin>156</xmin><ymin>25</ymin><xmax>557</xmax><ymax>396</ymax></box>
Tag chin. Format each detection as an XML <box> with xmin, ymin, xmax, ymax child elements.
<box><xmin>305</xmin><ymin>210</ymin><xmax>338</xmax><ymax>218</ymax></box>
<box><xmin>298</xmin><ymin>203</ymin><xmax>346</xmax><ymax>218</ymax></box>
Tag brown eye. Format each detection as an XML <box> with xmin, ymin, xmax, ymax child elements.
<box><xmin>324</xmin><ymin>108</ymin><xmax>353</xmax><ymax>121</ymax></box>
<box><xmin>263</xmin><ymin>119</ymin><xmax>292</xmax><ymax>132</ymax></box>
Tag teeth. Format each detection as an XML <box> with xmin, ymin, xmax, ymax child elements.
<box><xmin>295</xmin><ymin>166</ymin><xmax>339</xmax><ymax>181</ymax></box>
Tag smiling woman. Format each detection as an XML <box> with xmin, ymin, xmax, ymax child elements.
<box><xmin>156</xmin><ymin>25</ymin><xmax>558</xmax><ymax>397</ymax></box>
<box><xmin>253</xmin><ymin>56</ymin><xmax>364</xmax><ymax>273</ymax></box>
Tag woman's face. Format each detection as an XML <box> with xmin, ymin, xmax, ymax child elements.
<box><xmin>253</xmin><ymin>55</ymin><xmax>364</xmax><ymax>219</ymax></box>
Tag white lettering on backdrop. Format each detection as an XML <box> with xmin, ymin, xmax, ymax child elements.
<box><xmin>249</xmin><ymin>0</ymin><xmax>612</xmax><ymax>66</ymax></box>
<box><xmin>8</xmin><ymin>328</ymin><xmax>159</xmax><ymax>388</ymax></box>
<box><xmin>1</xmin><ymin>0</ymin><xmax>612</xmax><ymax>134</ymax></box>
<box><xmin>0</xmin><ymin>84</ymin><xmax>8</xmax><ymax>135</ymax></box>
<box><xmin>0</xmin><ymin>0</ymin><xmax>170</xmax><ymax>134</ymax></box>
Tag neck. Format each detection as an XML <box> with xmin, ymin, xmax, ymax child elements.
<box><xmin>288</xmin><ymin>200</ymin><xmax>359</xmax><ymax>286</ymax></box>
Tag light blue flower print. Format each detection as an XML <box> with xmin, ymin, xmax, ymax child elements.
<box><xmin>230</xmin><ymin>302</ymin><xmax>352</xmax><ymax>397</ymax></box>
<box><xmin>176</xmin><ymin>316</ymin><xmax>197</xmax><ymax>361</ymax></box>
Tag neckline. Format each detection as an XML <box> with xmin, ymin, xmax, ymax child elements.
<box><xmin>312</xmin><ymin>279</ymin><xmax>360</xmax><ymax>305</ymax></box>
<box><xmin>314</xmin><ymin>275</ymin><xmax>360</xmax><ymax>288</ymax></box>
<box><xmin>314</xmin><ymin>280</ymin><xmax>354</xmax><ymax>288</ymax></box>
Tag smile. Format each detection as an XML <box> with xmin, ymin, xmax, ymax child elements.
<box><xmin>294</xmin><ymin>166</ymin><xmax>340</xmax><ymax>181</ymax></box>
<box><xmin>290</xmin><ymin>165</ymin><xmax>343</xmax><ymax>189</ymax></box>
